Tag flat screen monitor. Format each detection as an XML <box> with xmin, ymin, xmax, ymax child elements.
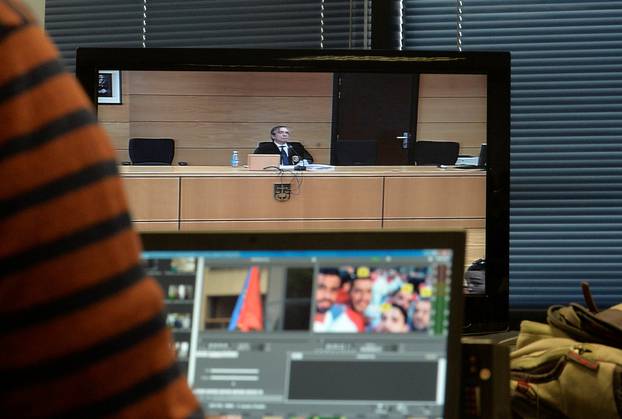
<box><xmin>76</xmin><ymin>48</ymin><xmax>510</xmax><ymax>333</ymax></box>
<box><xmin>140</xmin><ymin>230</ymin><xmax>465</xmax><ymax>418</ymax></box>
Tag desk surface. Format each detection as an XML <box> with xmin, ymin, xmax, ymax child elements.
<box><xmin>118</xmin><ymin>165</ymin><xmax>486</xmax><ymax>178</ymax></box>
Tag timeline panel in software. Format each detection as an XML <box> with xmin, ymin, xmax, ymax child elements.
<box><xmin>142</xmin><ymin>249</ymin><xmax>454</xmax><ymax>419</ymax></box>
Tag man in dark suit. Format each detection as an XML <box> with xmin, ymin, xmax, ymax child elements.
<box><xmin>254</xmin><ymin>125</ymin><xmax>314</xmax><ymax>165</ymax></box>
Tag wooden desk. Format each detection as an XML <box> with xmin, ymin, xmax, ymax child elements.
<box><xmin>120</xmin><ymin>166</ymin><xmax>486</xmax><ymax>262</ymax></box>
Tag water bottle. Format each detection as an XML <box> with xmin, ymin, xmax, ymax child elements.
<box><xmin>230</xmin><ymin>150</ymin><xmax>239</xmax><ymax>168</ymax></box>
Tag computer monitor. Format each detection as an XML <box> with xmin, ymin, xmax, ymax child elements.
<box><xmin>140</xmin><ymin>230</ymin><xmax>465</xmax><ymax>419</ymax></box>
<box><xmin>76</xmin><ymin>48</ymin><xmax>510</xmax><ymax>333</ymax></box>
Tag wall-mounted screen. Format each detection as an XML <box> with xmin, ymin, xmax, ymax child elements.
<box><xmin>76</xmin><ymin>48</ymin><xmax>510</xmax><ymax>333</ymax></box>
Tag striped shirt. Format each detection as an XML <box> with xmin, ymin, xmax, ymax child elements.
<box><xmin>0</xmin><ymin>1</ymin><xmax>203</xmax><ymax>417</ymax></box>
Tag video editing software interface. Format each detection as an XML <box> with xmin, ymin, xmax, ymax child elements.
<box><xmin>143</xmin><ymin>247</ymin><xmax>455</xmax><ymax>419</ymax></box>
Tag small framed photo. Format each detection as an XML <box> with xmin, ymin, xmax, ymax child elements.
<box><xmin>97</xmin><ymin>70</ymin><xmax>122</xmax><ymax>104</ymax></box>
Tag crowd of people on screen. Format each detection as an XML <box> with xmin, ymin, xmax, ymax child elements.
<box><xmin>313</xmin><ymin>266</ymin><xmax>433</xmax><ymax>334</ymax></box>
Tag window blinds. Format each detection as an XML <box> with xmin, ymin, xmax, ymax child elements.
<box><xmin>322</xmin><ymin>0</ymin><xmax>370</xmax><ymax>48</ymax></box>
<box><xmin>45</xmin><ymin>0</ymin><xmax>370</xmax><ymax>72</ymax></box>
<box><xmin>45</xmin><ymin>1</ymin><xmax>144</xmax><ymax>73</ymax></box>
<box><xmin>145</xmin><ymin>0</ymin><xmax>369</xmax><ymax>48</ymax></box>
<box><xmin>403</xmin><ymin>0</ymin><xmax>622</xmax><ymax>308</ymax></box>
<box><xmin>144</xmin><ymin>0</ymin><xmax>322</xmax><ymax>48</ymax></box>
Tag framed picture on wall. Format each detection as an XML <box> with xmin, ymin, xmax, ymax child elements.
<box><xmin>97</xmin><ymin>70</ymin><xmax>121</xmax><ymax>104</ymax></box>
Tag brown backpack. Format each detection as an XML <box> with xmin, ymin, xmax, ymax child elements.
<box><xmin>510</xmin><ymin>283</ymin><xmax>622</xmax><ymax>418</ymax></box>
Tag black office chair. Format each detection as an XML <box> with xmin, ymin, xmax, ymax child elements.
<box><xmin>333</xmin><ymin>140</ymin><xmax>377</xmax><ymax>165</ymax></box>
<box><xmin>413</xmin><ymin>140</ymin><xmax>460</xmax><ymax>166</ymax></box>
<box><xmin>128</xmin><ymin>138</ymin><xmax>175</xmax><ymax>165</ymax></box>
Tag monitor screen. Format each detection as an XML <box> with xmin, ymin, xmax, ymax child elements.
<box><xmin>140</xmin><ymin>230</ymin><xmax>465</xmax><ymax>419</ymax></box>
<box><xmin>76</xmin><ymin>48</ymin><xmax>509</xmax><ymax>332</ymax></box>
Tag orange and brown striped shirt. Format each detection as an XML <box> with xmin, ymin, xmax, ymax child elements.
<box><xmin>0</xmin><ymin>1</ymin><xmax>203</xmax><ymax>417</ymax></box>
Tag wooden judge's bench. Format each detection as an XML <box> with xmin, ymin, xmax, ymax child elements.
<box><xmin>119</xmin><ymin>165</ymin><xmax>486</xmax><ymax>264</ymax></box>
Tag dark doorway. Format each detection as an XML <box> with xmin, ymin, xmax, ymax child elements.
<box><xmin>332</xmin><ymin>73</ymin><xmax>419</xmax><ymax>165</ymax></box>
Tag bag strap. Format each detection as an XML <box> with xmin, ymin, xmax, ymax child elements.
<box><xmin>547</xmin><ymin>305</ymin><xmax>593</xmax><ymax>342</ymax></box>
<box><xmin>581</xmin><ymin>281</ymin><xmax>599</xmax><ymax>313</ymax></box>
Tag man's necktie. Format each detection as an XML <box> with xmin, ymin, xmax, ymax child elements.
<box><xmin>279</xmin><ymin>146</ymin><xmax>289</xmax><ymax>165</ymax></box>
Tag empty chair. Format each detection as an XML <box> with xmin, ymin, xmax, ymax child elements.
<box><xmin>413</xmin><ymin>140</ymin><xmax>459</xmax><ymax>166</ymax></box>
<box><xmin>128</xmin><ymin>138</ymin><xmax>175</xmax><ymax>165</ymax></box>
<box><xmin>333</xmin><ymin>139</ymin><xmax>377</xmax><ymax>165</ymax></box>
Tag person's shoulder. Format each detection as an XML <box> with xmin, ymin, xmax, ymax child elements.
<box><xmin>254</xmin><ymin>141</ymin><xmax>275</xmax><ymax>153</ymax></box>
<box><xmin>345</xmin><ymin>307</ymin><xmax>366</xmax><ymax>330</ymax></box>
<box><xmin>257</xmin><ymin>141</ymin><xmax>275</xmax><ymax>147</ymax></box>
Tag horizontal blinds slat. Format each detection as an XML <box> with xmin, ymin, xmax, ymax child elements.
<box><xmin>144</xmin><ymin>0</ymin><xmax>367</xmax><ymax>48</ymax></box>
<box><xmin>482</xmin><ymin>0</ymin><xmax>622</xmax><ymax>306</ymax></box>
<box><xmin>45</xmin><ymin>0</ymin><xmax>143</xmax><ymax>72</ymax></box>
<box><xmin>45</xmin><ymin>0</ymin><xmax>370</xmax><ymax>66</ymax></box>
<box><xmin>401</xmin><ymin>0</ymin><xmax>455</xmax><ymax>50</ymax></box>
<box><xmin>403</xmin><ymin>0</ymin><xmax>622</xmax><ymax>308</ymax></box>
<box><xmin>322</xmin><ymin>0</ymin><xmax>369</xmax><ymax>48</ymax></box>
<box><xmin>145</xmin><ymin>0</ymin><xmax>320</xmax><ymax>48</ymax></box>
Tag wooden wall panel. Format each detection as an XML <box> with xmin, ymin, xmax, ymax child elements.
<box><xmin>417</xmin><ymin>74</ymin><xmax>487</xmax><ymax>156</ymax></box>
<box><xmin>417</xmin><ymin>122</ymin><xmax>486</xmax><ymax>156</ymax></box>
<box><xmin>122</xmin><ymin>177</ymin><xmax>180</xmax><ymax>221</ymax></box>
<box><xmin>98</xmin><ymin>71</ymin><xmax>131</xmax><ymax>147</ymax></box>
<box><xmin>101</xmin><ymin>122</ymin><xmax>130</xmax><ymax>147</ymax></box>
<box><xmin>105</xmin><ymin>71</ymin><xmax>333</xmax><ymax>166</ymax></box>
<box><xmin>417</xmin><ymin>98</ymin><xmax>486</xmax><ymax>123</ymax></box>
<box><xmin>383</xmin><ymin>176</ymin><xmax>485</xmax><ymax>218</ymax></box>
<box><xmin>97</xmin><ymin>104</ymin><xmax>129</xmax><ymax>122</ymax></box>
<box><xmin>129</xmin><ymin>96</ymin><xmax>332</xmax><ymax>122</ymax></box>
<box><xmin>129</xmin><ymin>71</ymin><xmax>333</xmax><ymax>96</ymax></box>
<box><xmin>127</xmin><ymin>122</ymin><xmax>331</xmax><ymax>149</ymax></box>
<box><xmin>419</xmin><ymin>74</ymin><xmax>487</xmax><ymax>98</ymax></box>
<box><xmin>464</xmin><ymin>228</ymin><xmax>485</xmax><ymax>265</ymax></box>
<box><xmin>180</xmin><ymin>177</ymin><xmax>383</xmax><ymax>220</ymax></box>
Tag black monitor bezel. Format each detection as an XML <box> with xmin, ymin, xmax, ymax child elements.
<box><xmin>76</xmin><ymin>47</ymin><xmax>510</xmax><ymax>333</ymax></box>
